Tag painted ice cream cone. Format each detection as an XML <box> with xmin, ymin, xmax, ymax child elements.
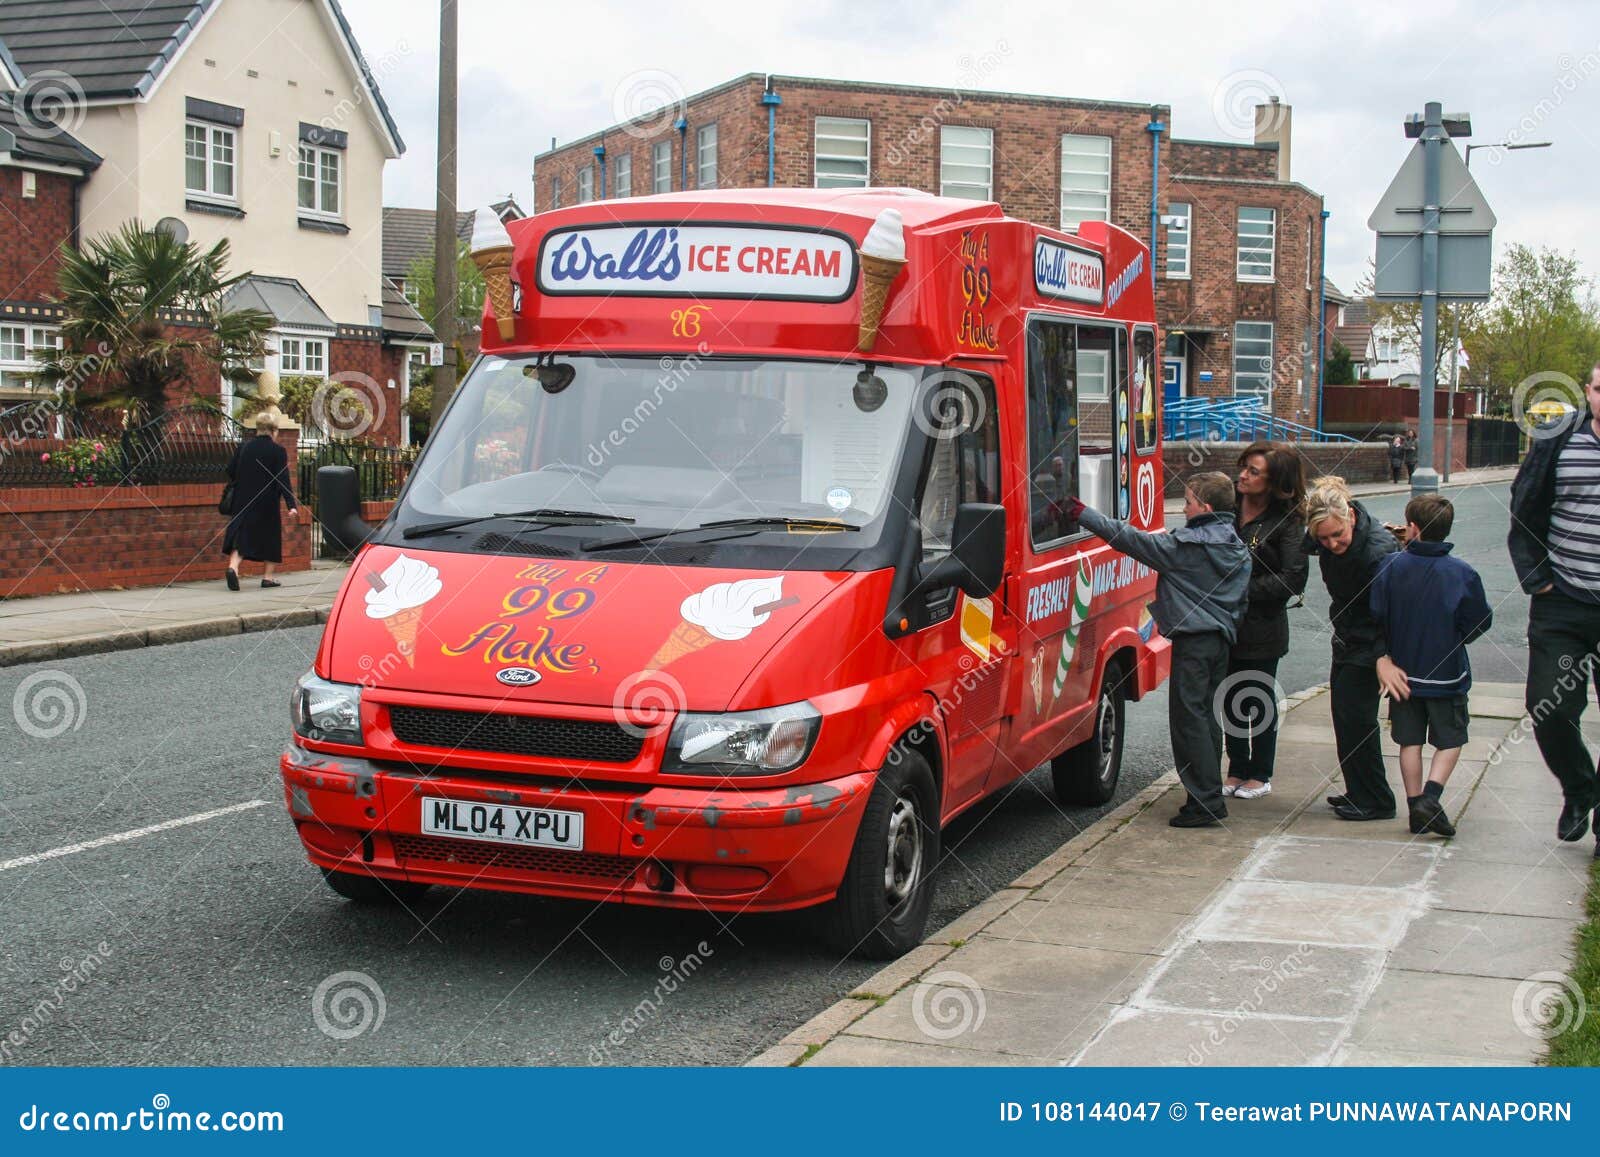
<box><xmin>648</xmin><ymin>620</ymin><xmax>716</xmax><ymax>669</ymax></box>
<box><xmin>385</xmin><ymin>605</ymin><xmax>424</xmax><ymax>666</ymax></box>
<box><xmin>647</xmin><ymin>576</ymin><xmax>790</xmax><ymax>669</ymax></box>
<box><xmin>856</xmin><ymin>208</ymin><xmax>907</xmax><ymax>351</ymax></box>
<box><xmin>364</xmin><ymin>553</ymin><xmax>444</xmax><ymax>669</ymax></box>
<box><xmin>469</xmin><ymin>209</ymin><xmax>518</xmax><ymax>341</ymax></box>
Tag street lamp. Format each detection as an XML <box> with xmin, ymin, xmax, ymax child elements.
<box><xmin>1443</xmin><ymin>140</ymin><xmax>1552</xmax><ymax>481</ymax></box>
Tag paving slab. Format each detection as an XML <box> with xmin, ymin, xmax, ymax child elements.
<box><xmin>989</xmin><ymin>898</ymin><xmax>1189</xmax><ymax>954</ymax></box>
<box><xmin>1249</xmin><ymin>835</ymin><xmax>1439</xmax><ymax>890</ymax></box>
<box><xmin>1335</xmin><ymin>1047</ymin><xmax>1507</xmax><ymax>1066</ymax></box>
<box><xmin>1029</xmin><ymin>867</ymin><xmax>1227</xmax><ymax>914</ymax></box>
<box><xmin>1072</xmin><ymin>1006</ymin><xmax>1345</xmax><ymax>1067</ymax></box>
<box><xmin>1428</xmin><ymin>857</ymin><xmax>1593</xmax><ymax>920</ymax></box>
<box><xmin>940</xmin><ymin>936</ymin><xmax>1155</xmax><ymax>1002</ymax></box>
<box><xmin>1074</xmin><ymin>833</ymin><xmax>1256</xmax><ymax>879</ymax></box>
<box><xmin>1442</xmin><ymin>817</ymin><xmax>1575</xmax><ymax>868</ymax></box>
<box><xmin>844</xmin><ymin>987</ymin><xmax>1108</xmax><ymax>1061</ymax></box>
<box><xmin>1193</xmin><ymin>878</ymin><xmax>1423</xmax><ymax>949</ymax></box>
<box><xmin>1389</xmin><ymin>909</ymin><xmax>1581</xmax><ymax>980</ymax></box>
<box><xmin>1346</xmin><ymin>970</ymin><xmax>1544</xmax><ymax>1063</ymax></box>
<box><xmin>1142</xmin><ymin>937</ymin><xmax>1383</xmax><ymax>1020</ymax></box>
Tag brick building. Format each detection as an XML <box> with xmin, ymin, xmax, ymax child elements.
<box><xmin>535</xmin><ymin>74</ymin><xmax>1329</xmax><ymax>424</ymax></box>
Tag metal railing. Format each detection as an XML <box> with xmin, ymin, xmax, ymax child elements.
<box><xmin>0</xmin><ymin>403</ymin><xmax>245</xmax><ymax>488</ymax></box>
<box><xmin>1163</xmin><ymin>395</ymin><xmax>1361</xmax><ymax>444</ymax></box>
<box><xmin>298</xmin><ymin>439</ymin><xmax>416</xmax><ymax>557</ymax></box>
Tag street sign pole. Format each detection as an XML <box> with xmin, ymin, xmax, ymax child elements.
<box><xmin>1414</xmin><ymin>101</ymin><xmax>1443</xmax><ymax>496</ymax></box>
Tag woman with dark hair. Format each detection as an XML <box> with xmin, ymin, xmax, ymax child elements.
<box><xmin>1223</xmin><ymin>441</ymin><xmax>1310</xmax><ymax>800</ymax></box>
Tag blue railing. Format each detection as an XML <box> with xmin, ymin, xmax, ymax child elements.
<box><xmin>1163</xmin><ymin>395</ymin><xmax>1360</xmax><ymax>444</ymax></box>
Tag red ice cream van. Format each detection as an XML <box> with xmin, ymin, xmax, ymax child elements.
<box><xmin>286</xmin><ymin>187</ymin><xmax>1170</xmax><ymax>958</ymax></box>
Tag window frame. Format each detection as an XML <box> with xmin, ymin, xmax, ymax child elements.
<box><xmin>1059</xmin><ymin>133</ymin><xmax>1112</xmax><ymax>233</ymax></box>
<box><xmin>550</xmin><ymin>174</ymin><xmax>561</xmax><ymax>210</ymax></box>
<box><xmin>0</xmin><ymin>323</ymin><xmax>59</xmax><ymax>395</ymax></box>
<box><xmin>614</xmin><ymin>152</ymin><xmax>632</xmax><ymax>198</ymax></box>
<box><xmin>576</xmin><ymin>164</ymin><xmax>594</xmax><ymax>204</ymax></box>
<box><xmin>277</xmin><ymin>333</ymin><xmax>329</xmax><ymax>379</ymax></box>
<box><xmin>297</xmin><ymin>143</ymin><xmax>342</xmax><ymax>219</ymax></box>
<box><xmin>813</xmin><ymin>116</ymin><xmax>871</xmax><ymax>188</ymax></box>
<box><xmin>940</xmin><ymin>125</ymin><xmax>994</xmax><ymax>201</ymax></box>
<box><xmin>1165</xmin><ymin>202</ymin><xmax>1191</xmax><ymax>279</ymax></box>
<box><xmin>185</xmin><ymin>119</ymin><xmax>237</xmax><ymax>203</ymax></box>
<box><xmin>696</xmin><ymin>122</ymin><xmax>718</xmax><ymax>189</ymax></box>
<box><xmin>1236</xmin><ymin>206</ymin><xmax>1277</xmax><ymax>282</ymax></box>
<box><xmin>1025</xmin><ymin>313</ymin><xmax>1086</xmax><ymax>552</ymax></box>
<box><xmin>1233</xmin><ymin>320</ymin><xmax>1275</xmax><ymax>398</ymax></box>
<box><xmin>652</xmin><ymin>140</ymin><xmax>672</xmax><ymax>193</ymax></box>
<box><xmin>916</xmin><ymin>369</ymin><xmax>1002</xmax><ymax>570</ymax></box>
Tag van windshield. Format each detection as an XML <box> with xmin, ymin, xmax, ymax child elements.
<box><xmin>401</xmin><ymin>354</ymin><xmax>921</xmax><ymax>551</ymax></box>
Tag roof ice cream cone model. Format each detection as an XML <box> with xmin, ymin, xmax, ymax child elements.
<box><xmin>648</xmin><ymin>576</ymin><xmax>795</xmax><ymax>669</ymax></box>
<box><xmin>469</xmin><ymin>209</ymin><xmax>517</xmax><ymax>341</ymax></box>
<box><xmin>364</xmin><ymin>553</ymin><xmax>444</xmax><ymax>666</ymax></box>
<box><xmin>856</xmin><ymin>208</ymin><xmax>907</xmax><ymax>351</ymax></box>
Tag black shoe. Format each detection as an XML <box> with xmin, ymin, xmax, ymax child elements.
<box><xmin>1326</xmin><ymin>794</ymin><xmax>1350</xmax><ymax>810</ymax></box>
<box><xmin>1333</xmin><ymin>803</ymin><xmax>1397</xmax><ymax>822</ymax></box>
<box><xmin>1409</xmin><ymin>797</ymin><xmax>1456</xmax><ymax>838</ymax></box>
<box><xmin>1558</xmin><ymin>797</ymin><xmax>1592</xmax><ymax>843</ymax></box>
<box><xmin>261</xmin><ymin>579</ymin><xmax>282</xmax><ymax>589</ymax></box>
<box><xmin>1170</xmin><ymin>810</ymin><xmax>1224</xmax><ymax>828</ymax></box>
<box><xmin>225</xmin><ymin>568</ymin><xmax>240</xmax><ymax>591</ymax></box>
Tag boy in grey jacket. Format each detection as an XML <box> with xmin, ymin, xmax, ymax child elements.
<box><xmin>1070</xmin><ymin>472</ymin><xmax>1251</xmax><ymax>827</ymax></box>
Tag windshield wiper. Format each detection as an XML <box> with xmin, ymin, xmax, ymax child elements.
<box><xmin>402</xmin><ymin>507</ymin><xmax>635</xmax><ymax>540</ymax></box>
<box><xmin>581</xmin><ymin>516</ymin><xmax>860</xmax><ymax>553</ymax></box>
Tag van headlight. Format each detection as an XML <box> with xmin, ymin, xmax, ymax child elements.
<box><xmin>291</xmin><ymin>671</ymin><xmax>364</xmax><ymax>745</ymax></box>
<box><xmin>664</xmin><ymin>702</ymin><xmax>821</xmax><ymax>775</ymax></box>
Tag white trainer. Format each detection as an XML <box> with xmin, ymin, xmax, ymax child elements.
<box><xmin>1234</xmin><ymin>783</ymin><xmax>1273</xmax><ymax>800</ymax></box>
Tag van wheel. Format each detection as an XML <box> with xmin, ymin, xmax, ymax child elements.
<box><xmin>321</xmin><ymin>867</ymin><xmax>431</xmax><ymax>906</ymax></box>
<box><xmin>1052</xmin><ymin>672</ymin><xmax>1126</xmax><ymax>806</ymax></box>
<box><xmin>821</xmin><ymin>749</ymin><xmax>940</xmax><ymax>960</ymax></box>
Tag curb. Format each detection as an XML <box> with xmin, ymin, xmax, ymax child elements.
<box><xmin>0</xmin><ymin>606</ymin><xmax>333</xmax><ymax>669</ymax></box>
<box><xmin>746</xmin><ymin>683</ymin><xmax>1331</xmax><ymax>1067</ymax></box>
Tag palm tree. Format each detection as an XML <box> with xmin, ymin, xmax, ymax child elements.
<box><xmin>40</xmin><ymin>221</ymin><xmax>274</xmax><ymax>425</ymax></box>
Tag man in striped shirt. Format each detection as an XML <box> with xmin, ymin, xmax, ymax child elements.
<box><xmin>1509</xmin><ymin>361</ymin><xmax>1600</xmax><ymax>853</ymax></box>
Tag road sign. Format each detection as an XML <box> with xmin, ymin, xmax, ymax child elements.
<box><xmin>1369</xmin><ymin>136</ymin><xmax>1495</xmax><ymax>300</ymax></box>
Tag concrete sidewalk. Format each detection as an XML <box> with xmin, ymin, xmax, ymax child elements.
<box><xmin>753</xmin><ymin>682</ymin><xmax>1595</xmax><ymax>1067</ymax></box>
<box><xmin>0</xmin><ymin>562</ymin><xmax>347</xmax><ymax>667</ymax></box>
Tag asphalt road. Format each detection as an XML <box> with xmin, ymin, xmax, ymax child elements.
<box><xmin>0</xmin><ymin>479</ymin><xmax>1532</xmax><ymax>1066</ymax></box>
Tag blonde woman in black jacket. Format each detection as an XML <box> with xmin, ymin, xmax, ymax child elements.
<box><xmin>1223</xmin><ymin>443</ymin><xmax>1309</xmax><ymax>800</ymax></box>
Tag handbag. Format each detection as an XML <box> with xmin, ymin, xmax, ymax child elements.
<box><xmin>218</xmin><ymin>481</ymin><xmax>236</xmax><ymax>516</ymax></box>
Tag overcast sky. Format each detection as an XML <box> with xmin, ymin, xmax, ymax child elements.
<box><xmin>340</xmin><ymin>0</ymin><xmax>1599</xmax><ymax>295</ymax></box>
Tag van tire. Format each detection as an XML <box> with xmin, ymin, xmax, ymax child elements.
<box><xmin>1052</xmin><ymin>671</ymin><xmax>1126</xmax><ymax>807</ymax></box>
<box><xmin>321</xmin><ymin>867</ymin><xmax>431</xmax><ymax>906</ymax></box>
<box><xmin>821</xmin><ymin>749</ymin><xmax>940</xmax><ymax>960</ymax></box>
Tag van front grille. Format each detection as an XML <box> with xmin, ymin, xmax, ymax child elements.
<box><xmin>392</xmin><ymin>833</ymin><xmax>635</xmax><ymax>880</ymax></box>
<box><xmin>388</xmin><ymin>705</ymin><xmax>643</xmax><ymax>763</ymax></box>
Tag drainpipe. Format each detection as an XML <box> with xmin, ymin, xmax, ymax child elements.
<box><xmin>594</xmin><ymin>142</ymin><xmax>607</xmax><ymax>199</ymax></box>
<box><xmin>675</xmin><ymin>116</ymin><xmax>688</xmax><ymax>189</ymax></box>
<box><xmin>1145</xmin><ymin>115</ymin><xmax>1166</xmax><ymax>264</ymax></box>
<box><xmin>1317</xmin><ymin>206</ymin><xmax>1329</xmax><ymax>436</ymax></box>
<box><xmin>762</xmin><ymin>81</ymin><xmax>782</xmax><ymax>187</ymax></box>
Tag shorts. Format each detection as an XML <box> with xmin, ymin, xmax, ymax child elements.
<box><xmin>1389</xmin><ymin>695</ymin><xmax>1470</xmax><ymax>750</ymax></box>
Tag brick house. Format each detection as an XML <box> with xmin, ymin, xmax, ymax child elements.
<box><xmin>534</xmin><ymin>74</ymin><xmax>1330</xmax><ymax>424</ymax></box>
<box><xmin>0</xmin><ymin>0</ymin><xmax>431</xmax><ymax>446</ymax></box>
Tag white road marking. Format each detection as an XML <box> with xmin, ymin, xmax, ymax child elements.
<box><xmin>0</xmin><ymin>800</ymin><xmax>269</xmax><ymax>872</ymax></box>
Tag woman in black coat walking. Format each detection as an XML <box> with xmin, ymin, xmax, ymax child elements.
<box><xmin>224</xmin><ymin>412</ymin><xmax>302</xmax><ymax>589</ymax></box>
<box><xmin>1223</xmin><ymin>442</ymin><xmax>1310</xmax><ymax>800</ymax></box>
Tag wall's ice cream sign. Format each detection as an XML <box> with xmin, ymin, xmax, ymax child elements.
<box><xmin>1034</xmin><ymin>237</ymin><xmax>1105</xmax><ymax>305</ymax></box>
<box><xmin>537</xmin><ymin>224</ymin><xmax>857</xmax><ymax>301</ymax></box>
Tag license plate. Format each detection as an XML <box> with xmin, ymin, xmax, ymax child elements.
<box><xmin>421</xmin><ymin>796</ymin><xmax>584</xmax><ymax>851</ymax></box>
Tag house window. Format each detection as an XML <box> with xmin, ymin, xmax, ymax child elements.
<box><xmin>550</xmin><ymin>174</ymin><xmax>561</xmax><ymax>209</ymax></box>
<box><xmin>1236</xmin><ymin>207</ymin><xmax>1276</xmax><ymax>282</ymax></box>
<box><xmin>1233</xmin><ymin>321</ymin><xmax>1274</xmax><ymax>397</ymax></box>
<box><xmin>185</xmin><ymin>121</ymin><xmax>236</xmax><ymax>200</ymax></box>
<box><xmin>696</xmin><ymin>123</ymin><xmax>718</xmax><ymax>189</ymax></box>
<box><xmin>653</xmin><ymin>140</ymin><xmax>672</xmax><ymax>193</ymax></box>
<box><xmin>814</xmin><ymin>117</ymin><xmax>870</xmax><ymax>188</ymax></box>
<box><xmin>1306</xmin><ymin>221</ymin><xmax>1314</xmax><ymax>290</ymax></box>
<box><xmin>278</xmin><ymin>335</ymin><xmax>327</xmax><ymax>377</ymax></box>
<box><xmin>0</xmin><ymin>324</ymin><xmax>59</xmax><ymax>396</ymax></box>
<box><xmin>615</xmin><ymin>153</ymin><xmax>632</xmax><ymax>198</ymax></box>
<box><xmin>940</xmin><ymin>126</ymin><xmax>993</xmax><ymax>200</ymax></box>
<box><xmin>576</xmin><ymin>165</ymin><xmax>594</xmax><ymax>203</ymax></box>
<box><xmin>1059</xmin><ymin>134</ymin><xmax>1111</xmax><ymax>232</ymax></box>
<box><xmin>1165</xmin><ymin>202</ymin><xmax>1191</xmax><ymax>278</ymax></box>
<box><xmin>297</xmin><ymin>145</ymin><xmax>341</xmax><ymax>217</ymax></box>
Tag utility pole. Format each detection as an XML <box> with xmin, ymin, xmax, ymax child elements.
<box><xmin>428</xmin><ymin>0</ymin><xmax>459</xmax><ymax>431</ymax></box>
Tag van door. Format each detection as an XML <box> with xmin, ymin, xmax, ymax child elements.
<box><xmin>913</xmin><ymin>369</ymin><xmax>1013</xmax><ymax>812</ymax></box>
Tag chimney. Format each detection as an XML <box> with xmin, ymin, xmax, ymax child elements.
<box><xmin>1254</xmin><ymin>97</ymin><xmax>1291</xmax><ymax>181</ymax></box>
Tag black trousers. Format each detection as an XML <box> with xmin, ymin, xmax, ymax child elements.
<box><xmin>1526</xmin><ymin>589</ymin><xmax>1600</xmax><ymax>808</ymax></box>
<box><xmin>1170</xmin><ymin>631</ymin><xmax>1231</xmax><ymax>816</ymax></box>
<box><xmin>1224</xmin><ymin>655</ymin><xmax>1282</xmax><ymax>781</ymax></box>
<box><xmin>1330</xmin><ymin>661</ymin><xmax>1396</xmax><ymax>812</ymax></box>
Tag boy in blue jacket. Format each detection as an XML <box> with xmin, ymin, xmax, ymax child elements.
<box><xmin>1371</xmin><ymin>495</ymin><xmax>1493</xmax><ymax>836</ymax></box>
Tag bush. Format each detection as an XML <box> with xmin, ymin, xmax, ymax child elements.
<box><xmin>41</xmin><ymin>437</ymin><xmax>113</xmax><ymax>487</ymax></box>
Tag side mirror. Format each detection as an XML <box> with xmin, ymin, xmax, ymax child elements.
<box><xmin>921</xmin><ymin>502</ymin><xmax>1005</xmax><ymax>597</ymax></box>
<box><xmin>317</xmin><ymin>465</ymin><xmax>375</xmax><ymax>555</ymax></box>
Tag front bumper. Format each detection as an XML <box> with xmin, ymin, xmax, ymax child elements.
<box><xmin>279</xmin><ymin>746</ymin><xmax>874</xmax><ymax>912</ymax></box>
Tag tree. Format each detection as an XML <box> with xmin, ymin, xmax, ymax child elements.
<box><xmin>407</xmin><ymin>241</ymin><xmax>486</xmax><ymax>340</ymax></box>
<box><xmin>1325</xmin><ymin>339</ymin><xmax>1356</xmax><ymax>385</ymax></box>
<box><xmin>1465</xmin><ymin>244</ymin><xmax>1600</xmax><ymax>412</ymax></box>
<box><xmin>41</xmin><ymin>221</ymin><xmax>273</xmax><ymax>423</ymax></box>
